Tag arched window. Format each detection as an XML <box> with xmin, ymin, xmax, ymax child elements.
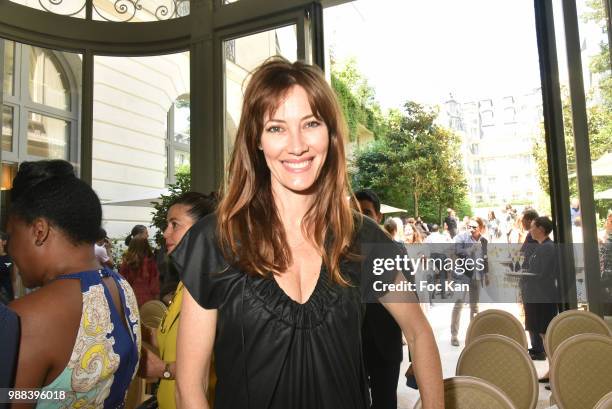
<box><xmin>2</xmin><ymin>40</ymin><xmax>80</xmax><ymax>169</ymax></box>
<box><xmin>166</xmin><ymin>93</ymin><xmax>190</xmax><ymax>183</ymax></box>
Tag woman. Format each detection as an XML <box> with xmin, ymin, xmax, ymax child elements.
<box><xmin>139</xmin><ymin>192</ymin><xmax>217</xmax><ymax>409</ymax></box>
<box><xmin>126</xmin><ymin>224</ymin><xmax>149</xmax><ymax>246</ymax></box>
<box><xmin>522</xmin><ymin>216</ymin><xmax>559</xmax><ymax>381</ymax></box>
<box><xmin>486</xmin><ymin>210</ymin><xmax>500</xmax><ymax>242</ymax></box>
<box><xmin>173</xmin><ymin>58</ymin><xmax>443</xmax><ymax>409</ymax></box>
<box><xmin>8</xmin><ymin>160</ymin><xmax>140</xmax><ymax>408</ymax></box>
<box><xmin>120</xmin><ymin>237</ymin><xmax>160</xmax><ymax>306</ymax></box>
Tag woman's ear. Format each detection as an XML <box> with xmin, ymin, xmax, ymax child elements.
<box><xmin>31</xmin><ymin>218</ymin><xmax>51</xmax><ymax>247</ymax></box>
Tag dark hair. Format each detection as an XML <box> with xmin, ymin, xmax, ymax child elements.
<box><xmin>125</xmin><ymin>224</ymin><xmax>147</xmax><ymax>246</ymax></box>
<box><xmin>534</xmin><ymin>216</ymin><xmax>554</xmax><ymax>235</ymax></box>
<box><xmin>122</xmin><ymin>237</ymin><xmax>153</xmax><ymax>271</ymax></box>
<box><xmin>522</xmin><ymin>208</ymin><xmax>539</xmax><ymax>222</ymax></box>
<box><xmin>355</xmin><ymin>189</ymin><xmax>381</xmax><ymax>214</ymax></box>
<box><xmin>97</xmin><ymin>228</ymin><xmax>108</xmax><ymax>242</ymax></box>
<box><xmin>10</xmin><ymin>160</ymin><xmax>101</xmax><ymax>244</ymax></box>
<box><xmin>168</xmin><ymin>192</ymin><xmax>217</xmax><ymax>222</ymax></box>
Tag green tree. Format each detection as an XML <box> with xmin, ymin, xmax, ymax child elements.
<box><xmin>331</xmin><ymin>59</ymin><xmax>387</xmax><ymax>142</ymax></box>
<box><xmin>351</xmin><ymin>102</ymin><xmax>468</xmax><ymax>223</ymax></box>
<box><xmin>532</xmin><ymin>0</ymin><xmax>612</xmax><ymax>215</ymax></box>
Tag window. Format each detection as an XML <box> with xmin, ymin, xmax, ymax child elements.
<box><xmin>1</xmin><ymin>40</ymin><xmax>80</xmax><ymax>165</ymax></box>
<box><xmin>166</xmin><ymin>94</ymin><xmax>190</xmax><ymax>183</ymax></box>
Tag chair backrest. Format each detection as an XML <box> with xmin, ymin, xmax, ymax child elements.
<box><xmin>595</xmin><ymin>392</ymin><xmax>612</xmax><ymax>409</ymax></box>
<box><xmin>544</xmin><ymin>309</ymin><xmax>612</xmax><ymax>361</ymax></box>
<box><xmin>413</xmin><ymin>376</ymin><xmax>517</xmax><ymax>409</ymax></box>
<box><xmin>465</xmin><ymin>309</ymin><xmax>528</xmax><ymax>349</ymax></box>
<box><xmin>550</xmin><ymin>334</ymin><xmax>612</xmax><ymax>409</ymax></box>
<box><xmin>139</xmin><ymin>299</ymin><xmax>168</xmax><ymax>329</ymax></box>
<box><xmin>456</xmin><ymin>334</ymin><xmax>538</xmax><ymax>409</ymax></box>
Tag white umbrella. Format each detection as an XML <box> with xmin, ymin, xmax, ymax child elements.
<box><xmin>594</xmin><ymin>188</ymin><xmax>612</xmax><ymax>200</ymax></box>
<box><xmin>380</xmin><ymin>203</ymin><xmax>407</xmax><ymax>214</ymax></box>
<box><xmin>102</xmin><ymin>188</ymin><xmax>170</xmax><ymax>207</ymax></box>
<box><xmin>569</xmin><ymin>151</ymin><xmax>612</xmax><ymax>178</ymax></box>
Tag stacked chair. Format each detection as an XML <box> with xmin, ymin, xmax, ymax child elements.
<box><xmin>413</xmin><ymin>376</ymin><xmax>517</xmax><ymax>409</ymax></box>
<box><xmin>544</xmin><ymin>309</ymin><xmax>612</xmax><ymax>364</ymax></box>
<box><xmin>594</xmin><ymin>391</ymin><xmax>612</xmax><ymax>409</ymax></box>
<box><xmin>464</xmin><ymin>309</ymin><xmax>528</xmax><ymax>349</ymax></box>
<box><xmin>456</xmin><ymin>334</ymin><xmax>538</xmax><ymax>409</ymax></box>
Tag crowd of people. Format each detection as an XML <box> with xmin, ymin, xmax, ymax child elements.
<box><xmin>0</xmin><ymin>56</ymin><xmax>611</xmax><ymax>409</ymax></box>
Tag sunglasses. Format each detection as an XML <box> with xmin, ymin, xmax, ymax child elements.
<box><xmin>468</xmin><ymin>225</ymin><xmax>479</xmax><ymax>230</ymax></box>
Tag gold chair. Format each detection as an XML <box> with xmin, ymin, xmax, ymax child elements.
<box><xmin>456</xmin><ymin>334</ymin><xmax>538</xmax><ymax>409</ymax></box>
<box><xmin>544</xmin><ymin>309</ymin><xmax>612</xmax><ymax>362</ymax></box>
<box><xmin>550</xmin><ymin>334</ymin><xmax>612</xmax><ymax>409</ymax></box>
<box><xmin>413</xmin><ymin>376</ymin><xmax>517</xmax><ymax>409</ymax></box>
<box><xmin>594</xmin><ymin>391</ymin><xmax>612</xmax><ymax>409</ymax></box>
<box><xmin>465</xmin><ymin>309</ymin><xmax>528</xmax><ymax>349</ymax></box>
<box><xmin>140</xmin><ymin>299</ymin><xmax>168</xmax><ymax>329</ymax></box>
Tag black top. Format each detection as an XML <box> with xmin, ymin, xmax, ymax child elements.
<box><xmin>171</xmin><ymin>213</ymin><xmax>404</xmax><ymax>409</ymax></box>
<box><xmin>521</xmin><ymin>238</ymin><xmax>559</xmax><ymax>303</ymax></box>
<box><xmin>444</xmin><ymin>216</ymin><xmax>457</xmax><ymax>231</ymax></box>
<box><xmin>0</xmin><ymin>303</ymin><xmax>19</xmax><ymax>398</ymax></box>
<box><xmin>0</xmin><ymin>255</ymin><xmax>13</xmax><ymax>304</ymax></box>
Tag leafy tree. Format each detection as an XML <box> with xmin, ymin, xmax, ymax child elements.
<box><xmin>151</xmin><ymin>166</ymin><xmax>191</xmax><ymax>247</ymax></box>
<box><xmin>532</xmin><ymin>0</ymin><xmax>612</xmax><ymax>217</ymax></box>
<box><xmin>331</xmin><ymin>59</ymin><xmax>387</xmax><ymax>142</ymax></box>
<box><xmin>351</xmin><ymin>102</ymin><xmax>468</xmax><ymax>223</ymax></box>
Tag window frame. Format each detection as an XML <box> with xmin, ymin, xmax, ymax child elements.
<box><xmin>2</xmin><ymin>42</ymin><xmax>80</xmax><ymax>165</ymax></box>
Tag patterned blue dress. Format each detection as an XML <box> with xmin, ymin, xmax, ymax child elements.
<box><xmin>37</xmin><ymin>268</ymin><xmax>140</xmax><ymax>409</ymax></box>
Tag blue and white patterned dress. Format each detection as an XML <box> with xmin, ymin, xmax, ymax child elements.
<box><xmin>37</xmin><ymin>268</ymin><xmax>140</xmax><ymax>409</ymax></box>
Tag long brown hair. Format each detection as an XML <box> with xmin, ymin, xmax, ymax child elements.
<box><xmin>122</xmin><ymin>237</ymin><xmax>153</xmax><ymax>272</ymax></box>
<box><xmin>217</xmin><ymin>57</ymin><xmax>355</xmax><ymax>285</ymax></box>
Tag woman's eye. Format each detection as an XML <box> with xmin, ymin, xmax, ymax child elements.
<box><xmin>266</xmin><ymin>126</ymin><xmax>282</xmax><ymax>133</ymax></box>
<box><xmin>305</xmin><ymin>120</ymin><xmax>321</xmax><ymax>128</ymax></box>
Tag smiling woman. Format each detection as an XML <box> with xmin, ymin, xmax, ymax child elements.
<box><xmin>172</xmin><ymin>58</ymin><xmax>444</xmax><ymax>409</ymax></box>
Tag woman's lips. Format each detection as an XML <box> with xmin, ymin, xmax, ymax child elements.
<box><xmin>281</xmin><ymin>158</ymin><xmax>313</xmax><ymax>173</ymax></box>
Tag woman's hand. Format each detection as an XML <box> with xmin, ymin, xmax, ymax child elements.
<box><xmin>139</xmin><ymin>345</ymin><xmax>166</xmax><ymax>379</ymax></box>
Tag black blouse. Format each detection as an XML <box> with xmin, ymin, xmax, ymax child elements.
<box><xmin>171</xmin><ymin>213</ymin><xmax>405</xmax><ymax>409</ymax></box>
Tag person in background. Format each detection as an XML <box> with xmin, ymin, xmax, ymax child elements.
<box><xmin>415</xmin><ymin>216</ymin><xmax>430</xmax><ymax>237</ymax></box>
<box><xmin>120</xmin><ymin>236</ymin><xmax>160</xmax><ymax>306</ymax></box>
<box><xmin>384</xmin><ymin>218</ymin><xmax>401</xmax><ymax>243</ymax></box>
<box><xmin>599</xmin><ymin>210</ymin><xmax>612</xmax><ymax>315</ymax></box>
<box><xmin>173</xmin><ymin>60</ymin><xmax>443</xmax><ymax>409</ymax></box>
<box><xmin>570</xmin><ymin>198</ymin><xmax>581</xmax><ymax>225</ymax></box>
<box><xmin>444</xmin><ymin>208</ymin><xmax>458</xmax><ymax>238</ymax></box>
<box><xmin>94</xmin><ymin>228</ymin><xmax>115</xmax><ymax>270</ymax></box>
<box><xmin>486</xmin><ymin>210</ymin><xmax>501</xmax><ymax>242</ymax></box>
<box><xmin>424</xmin><ymin>224</ymin><xmax>452</xmax><ymax>299</ymax></box>
<box><xmin>450</xmin><ymin>217</ymin><xmax>489</xmax><ymax>347</ymax></box>
<box><xmin>139</xmin><ymin>192</ymin><xmax>217</xmax><ymax>409</ymax></box>
<box><xmin>0</xmin><ymin>232</ymin><xmax>15</xmax><ymax>304</ymax></box>
<box><xmin>356</xmin><ymin>189</ymin><xmax>406</xmax><ymax>409</ymax></box>
<box><xmin>522</xmin><ymin>216</ymin><xmax>559</xmax><ymax>383</ymax></box>
<box><xmin>519</xmin><ymin>208</ymin><xmax>546</xmax><ymax>360</ymax></box>
<box><xmin>8</xmin><ymin>160</ymin><xmax>140</xmax><ymax>408</ymax></box>
<box><xmin>125</xmin><ymin>224</ymin><xmax>149</xmax><ymax>246</ymax></box>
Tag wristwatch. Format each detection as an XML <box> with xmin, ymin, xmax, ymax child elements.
<box><xmin>162</xmin><ymin>363</ymin><xmax>173</xmax><ymax>380</ymax></box>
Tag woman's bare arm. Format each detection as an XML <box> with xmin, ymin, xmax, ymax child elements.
<box><xmin>382</xmin><ymin>300</ymin><xmax>444</xmax><ymax>409</ymax></box>
<box><xmin>175</xmin><ymin>288</ymin><xmax>217</xmax><ymax>409</ymax></box>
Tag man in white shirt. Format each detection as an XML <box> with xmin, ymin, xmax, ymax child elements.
<box><xmin>95</xmin><ymin>228</ymin><xmax>114</xmax><ymax>269</ymax></box>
